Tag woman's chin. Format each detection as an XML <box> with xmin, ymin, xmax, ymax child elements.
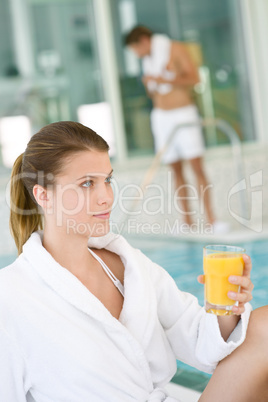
<box><xmin>88</xmin><ymin>222</ymin><xmax>110</xmax><ymax>237</ymax></box>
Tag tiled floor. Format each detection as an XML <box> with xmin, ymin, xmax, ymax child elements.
<box><xmin>110</xmin><ymin>141</ymin><xmax>268</xmax><ymax>237</ymax></box>
<box><xmin>0</xmin><ymin>141</ymin><xmax>267</xmax><ymax>255</ymax></box>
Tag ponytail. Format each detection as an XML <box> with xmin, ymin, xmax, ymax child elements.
<box><xmin>9</xmin><ymin>153</ymin><xmax>43</xmax><ymax>255</ymax></box>
<box><xmin>9</xmin><ymin>122</ymin><xmax>109</xmax><ymax>254</ymax></box>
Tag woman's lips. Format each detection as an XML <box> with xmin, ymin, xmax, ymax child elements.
<box><xmin>93</xmin><ymin>212</ymin><xmax>110</xmax><ymax>219</ymax></box>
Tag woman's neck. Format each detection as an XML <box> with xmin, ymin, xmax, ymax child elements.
<box><xmin>42</xmin><ymin>225</ymin><xmax>93</xmax><ymax>276</ymax></box>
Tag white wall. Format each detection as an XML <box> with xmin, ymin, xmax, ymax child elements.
<box><xmin>241</xmin><ymin>0</ymin><xmax>268</xmax><ymax>143</ymax></box>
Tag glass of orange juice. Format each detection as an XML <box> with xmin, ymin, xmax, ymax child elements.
<box><xmin>203</xmin><ymin>245</ymin><xmax>245</xmax><ymax>316</ymax></box>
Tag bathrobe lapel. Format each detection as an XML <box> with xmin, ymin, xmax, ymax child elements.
<box><xmin>22</xmin><ymin>232</ymin><xmax>117</xmax><ymax>325</ymax></box>
<box><xmin>88</xmin><ymin>233</ymin><xmax>157</xmax><ymax>347</ymax></box>
<box><xmin>22</xmin><ymin>232</ymin><xmax>155</xmax><ymax>347</ymax></box>
<box><xmin>22</xmin><ymin>232</ymin><xmax>156</xmax><ymax>395</ymax></box>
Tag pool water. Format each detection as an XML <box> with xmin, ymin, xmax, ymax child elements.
<box><xmin>1</xmin><ymin>237</ymin><xmax>267</xmax><ymax>392</ymax></box>
<box><xmin>0</xmin><ymin>254</ymin><xmax>17</xmax><ymax>268</ymax></box>
<box><xmin>139</xmin><ymin>238</ymin><xmax>268</xmax><ymax>310</ymax></box>
<box><xmin>136</xmin><ymin>236</ymin><xmax>268</xmax><ymax>391</ymax></box>
<box><xmin>2</xmin><ymin>238</ymin><xmax>267</xmax><ymax>309</ymax></box>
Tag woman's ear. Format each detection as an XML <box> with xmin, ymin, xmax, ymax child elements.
<box><xmin>33</xmin><ymin>185</ymin><xmax>52</xmax><ymax>210</ymax></box>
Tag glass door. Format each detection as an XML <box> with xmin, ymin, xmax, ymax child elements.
<box><xmin>28</xmin><ymin>0</ymin><xmax>104</xmax><ymax>125</ymax></box>
<box><xmin>114</xmin><ymin>0</ymin><xmax>255</xmax><ymax>154</ymax></box>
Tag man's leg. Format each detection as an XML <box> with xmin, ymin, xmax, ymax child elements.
<box><xmin>189</xmin><ymin>156</ymin><xmax>215</xmax><ymax>224</ymax></box>
<box><xmin>170</xmin><ymin>160</ymin><xmax>192</xmax><ymax>225</ymax></box>
<box><xmin>199</xmin><ymin>306</ymin><xmax>268</xmax><ymax>402</ymax></box>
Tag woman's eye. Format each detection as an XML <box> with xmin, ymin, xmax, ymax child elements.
<box><xmin>81</xmin><ymin>180</ymin><xmax>92</xmax><ymax>188</ymax></box>
<box><xmin>105</xmin><ymin>176</ymin><xmax>113</xmax><ymax>184</ymax></box>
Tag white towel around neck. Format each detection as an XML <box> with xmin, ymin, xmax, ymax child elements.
<box><xmin>142</xmin><ymin>34</ymin><xmax>176</xmax><ymax>95</ymax></box>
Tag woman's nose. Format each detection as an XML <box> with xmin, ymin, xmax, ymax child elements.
<box><xmin>97</xmin><ymin>184</ymin><xmax>113</xmax><ymax>206</ymax></box>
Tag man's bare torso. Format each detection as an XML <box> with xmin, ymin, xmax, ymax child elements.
<box><xmin>152</xmin><ymin>87</ymin><xmax>193</xmax><ymax>110</ymax></box>
<box><xmin>144</xmin><ymin>41</ymin><xmax>199</xmax><ymax>110</ymax></box>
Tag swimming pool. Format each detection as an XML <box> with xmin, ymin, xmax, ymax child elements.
<box><xmin>2</xmin><ymin>236</ymin><xmax>266</xmax><ymax>309</ymax></box>
<box><xmin>125</xmin><ymin>234</ymin><xmax>268</xmax><ymax>391</ymax></box>
<box><xmin>135</xmin><ymin>236</ymin><xmax>268</xmax><ymax>311</ymax></box>
<box><xmin>1</xmin><ymin>236</ymin><xmax>267</xmax><ymax>392</ymax></box>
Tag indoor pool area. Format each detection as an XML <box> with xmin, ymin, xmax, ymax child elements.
<box><xmin>1</xmin><ymin>226</ymin><xmax>267</xmax><ymax>401</ymax></box>
<box><xmin>124</xmin><ymin>233</ymin><xmax>268</xmax><ymax>396</ymax></box>
<box><xmin>1</xmin><ymin>0</ymin><xmax>268</xmax><ymax>400</ymax></box>
<box><xmin>0</xmin><ymin>234</ymin><xmax>267</xmax><ymax>397</ymax></box>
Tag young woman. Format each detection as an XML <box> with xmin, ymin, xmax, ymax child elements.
<box><xmin>0</xmin><ymin>121</ymin><xmax>267</xmax><ymax>401</ymax></box>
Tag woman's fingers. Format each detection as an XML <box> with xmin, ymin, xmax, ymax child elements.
<box><xmin>232</xmin><ymin>303</ymin><xmax>245</xmax><ymax>315</ymax></box>
<box><xmin>242</xmin><ymin>254</ymin><xmax>252</xmax><ymax>277</ymax></box>
<box><xmin>199</xmin><ymin>253</ymin><xmax>253</xmax><ymax>314</ymax></box>
<box><xmin>228</xmin><ymin>290</ymin><xmax>253</xmax><ymax>303</ymax></box>
<box><xmin>229</xmin><ymin>275</ymin><xmax>254</xmax><ymax>292</ymax></box>
<box><xmin>197</xmin><ymin>274</ymin><xmax>205</xmax><ymax>284</ymax></box>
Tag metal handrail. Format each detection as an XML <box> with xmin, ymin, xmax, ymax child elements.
<box><xmin>134</xmin><ymin>118</ymin><xmax>248</xmax><ymax>219</ymax></box>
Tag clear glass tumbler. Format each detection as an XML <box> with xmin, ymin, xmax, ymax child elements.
<box><xmin>203</xmin><ymin>245</ymin><xmax>245</xmax><ymax>316</ymax></box>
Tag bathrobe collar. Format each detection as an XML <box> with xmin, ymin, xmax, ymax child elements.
<box><xmin>22</xmin><ymin>231</ymin><xmax>153</xmax><ymax>342</ymax></box>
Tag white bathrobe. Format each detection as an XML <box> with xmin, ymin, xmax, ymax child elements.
<box><xmin>142</xmin><ymin>34</ymin><xmax>176</xmax><ymax>95</ymax></box>
<box><xmin>0</xmin><ymin>231</ymin><xmax>251</xmax><ymax>402</ymax></box>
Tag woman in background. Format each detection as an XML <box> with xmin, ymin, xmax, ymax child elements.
<box><xmin>0</xmin><ymin>121</ymin><xmax>267</xmax><ymax>402</ymax></box>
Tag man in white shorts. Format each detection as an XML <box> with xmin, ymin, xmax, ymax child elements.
<box><xmin>125</xmin><ymin>25</ymin><xmax>218</xmax><ymax>230</ymax></box>
<box><xmin>151</xmin><ymin>105</ymin><xmax>204</xmax><ymax>164</ymax></box>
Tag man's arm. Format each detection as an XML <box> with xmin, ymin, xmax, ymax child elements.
<box><xmin>155</xmin><ymin>41</ymin><xmax>200</xmax><ymax>87</ymax></box>
<box><xmin>141</xmin><ymin>75</ymin><xmax>156</xmax><ymax>98</ymax></box>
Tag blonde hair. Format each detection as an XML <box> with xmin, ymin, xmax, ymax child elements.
<box><xmin>9</xmin><ymin>121</ymin><xmax>109</xmax><ymax>254</ymax></box>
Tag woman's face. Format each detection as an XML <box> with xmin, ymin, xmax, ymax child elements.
<box><xmin>47</xmin><ymin>150</ymin><xmax>114</xmax><ymax>237</ymax></box>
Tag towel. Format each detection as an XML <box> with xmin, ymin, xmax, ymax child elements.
<box><xmin>142</xmin><ymin>34</ymin><xmax>176</xmax><ymax>94</ymax></box>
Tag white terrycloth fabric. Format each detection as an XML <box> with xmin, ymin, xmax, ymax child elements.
<box><xmin>148</xmin><ymin>388</ymin><xmax>179</xmax><ymax>401</ymax></box>
<box><xmin>150</xmin><ymin>105</ymin><xmax>205</xmax><ymax>163</ymax></box>
<box><xmin>0</xmin><ymin>231</ymin><xmax>252</xmax><ymax>402</ymax></box>
<box><xmin>142</xmin><ymin>34</ymin><xmax>175</xmax><ymax>94</ymax></box>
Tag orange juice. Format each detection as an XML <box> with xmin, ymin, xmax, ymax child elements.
<box><xmin>204</xmin><ymin>253</ymin><xmax>244</xmax><ymax>315</ymax></box>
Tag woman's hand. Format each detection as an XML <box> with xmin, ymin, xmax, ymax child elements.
<box><xmin>198</xmin><ymin>254</ymin><xmax>254</xmax><ymax>315</ymax></box>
